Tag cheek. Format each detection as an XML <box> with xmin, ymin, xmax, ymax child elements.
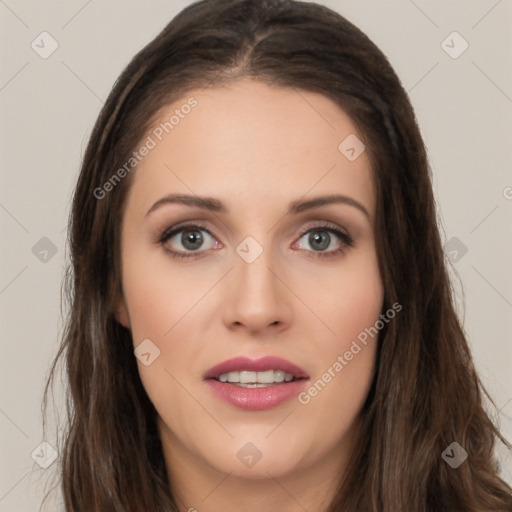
<box><xmin>294</xmin><ymin>316</ymin><xmax>381</xmax><ymax>459</ymax></box>
<box><xmin>293</xmin><ymin>247</ymin><xmax>383</xmax><ymax>430</ymax></box>
<box><xmin>120</xmin><ymin>249</ymin><xmax>222</xmax><ymax>406</ymax></box>
<box><xmin>121</xmin><ymin>252</ymin><xmax>210</xmax><ymax>423</ymax></box>
<box><xmin>120</xmin><ymin>248</ymin><xmax>219</xmax><ymax>343</ymax></box>
<box><xmin>293</xmin><ymin>240</ymin><xmax>384</xmax><ymax>342</ymax></box>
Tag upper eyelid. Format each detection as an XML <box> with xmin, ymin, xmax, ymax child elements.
<box><xmin>159</xmin><ymin>222</ymin><xmax>214</xmax><ymax>240</ymax></box>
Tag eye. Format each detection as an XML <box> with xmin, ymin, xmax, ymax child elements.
<box><xmin>156</xmin><ymin>222</ymin><xmax>354</xmax><ymax>260</ymax></box>
<box><xmin>157</xmin><ymin>224</ymin><xmax>221</xmax><ymax>259</ymax></box>
<box><xmin>293</xmin><ymin>223</ymin><xmax>354</xmax><ymax>258</ymax></box>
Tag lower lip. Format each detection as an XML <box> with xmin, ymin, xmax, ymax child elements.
<box><xmin>205</xmin><ymin>379</ymin><xmax>309</xmax><ymax>411</ymax></box>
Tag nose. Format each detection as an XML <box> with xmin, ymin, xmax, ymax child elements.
<box><xmin>222</xmin><ymin>248</ymin><xmax>294</xmax><ymax>335</ymax></box>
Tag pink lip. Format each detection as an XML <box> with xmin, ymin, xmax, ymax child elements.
<box><xmin>205</xmin><ymin>379</ymin><xmax>308</xmax><ymax>411</ymax></box>
<box><xmin>203</xmin><ymin>356</ymin><xmax>309</xmax><ymax>411</ymax></box>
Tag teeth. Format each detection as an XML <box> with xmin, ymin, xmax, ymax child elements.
<box><xmin>240</xmin><ymin>371</ymin><xmax>257</xmax><ymax>384</ymax></box>
<box><xmin>255</xmin><ymin>369</ymin><xmax>274</xmax><ymax>383</ymax></box>
<box><xmin>274</xmin><ymin>370</ymin><xmax>285</xmax><ymax>383</ymax></box>
<box><xmin>217</xmin><ymin>370</ymin><xmax>296</xmax><ymax>385</ymax></box>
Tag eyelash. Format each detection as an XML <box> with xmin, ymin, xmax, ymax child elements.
<box><xmin>156</xmin><ymin>222</ymin><xmax>354</xmax><ymax>260</ymax></box>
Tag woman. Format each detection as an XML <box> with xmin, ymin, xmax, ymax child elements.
<box><xmin>42</xmin><ymin>0</ymin><xmax>512</xmax><ymax>510</ymax></box>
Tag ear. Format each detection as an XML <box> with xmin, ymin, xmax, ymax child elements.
<box><xmin>113</xmin><ymin>290</ymin><xmax>131</xmax><ymax>329</ymax></box>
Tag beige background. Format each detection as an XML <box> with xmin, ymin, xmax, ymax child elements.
<box><xmin>0</xmin><ymin>0</ymin><xmax>511</xmax><ymax>510</ymax></box>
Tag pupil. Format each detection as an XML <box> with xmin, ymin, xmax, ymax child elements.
<box><xmin>309</xmin><ymin>231</ymin><xmax>330</xmax><ymax>251</ymax></box>
<box><xmin>182</xmin><ymin>230</ymin><xmax>203</xmax><ymax>250</ymax></box>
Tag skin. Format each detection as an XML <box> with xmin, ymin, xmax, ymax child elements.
<box><xmin>115</xmin><ymin>79</ymin><xmax>384</xmax><ymax>512</ymax></box>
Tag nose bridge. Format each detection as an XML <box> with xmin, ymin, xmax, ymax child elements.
<box><xmin>223</xmin><ymin>238</ymin><xmax>292</xmax><ymax>331</ymax></box>
<box><xmin>234</xmin><ymin>241</ymin><xmax>279</xmax><ymax>304</ymax></box>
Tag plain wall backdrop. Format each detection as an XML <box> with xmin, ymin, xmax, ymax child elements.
<box><xmin>0</xmin><ymin>0</ymin><xmax>511</xmax><ymax>510</ymax></box>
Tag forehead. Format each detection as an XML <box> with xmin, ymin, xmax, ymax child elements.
<box><xmin>125</xmin><ymin>79</ymin><xmax>375</xmax><ymax>218</ymax></box>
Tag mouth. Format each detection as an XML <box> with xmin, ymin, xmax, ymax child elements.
<box><xmin>214</xmin><ymin>369</ymin><xmax>303</xmax><ymax>387</ymax></box>
<box><xmin>203</xmin><ymin>356</ymin><xmax>309</xmax><ymax>410</ymax></box>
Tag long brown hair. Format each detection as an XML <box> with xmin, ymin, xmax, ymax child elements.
<box><xmin>42</xmin><ymin>0</ymin><xmax>512</xmax><ymax>510</ymax></box>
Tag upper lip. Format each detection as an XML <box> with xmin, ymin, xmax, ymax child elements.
<box><xmin>203</xmin><ymin>356</ymin><xmax>309</xmax><ymax>380</ymax></box>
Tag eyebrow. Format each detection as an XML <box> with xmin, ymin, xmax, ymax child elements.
<box><xmin>145</xmin><ymin>193</ymin><xmax>370</xmax><ymax>220</ymax></box>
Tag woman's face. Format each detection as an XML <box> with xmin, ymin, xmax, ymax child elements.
<box><xmin>115</xmin><ymin>79</ymin><xmax>383</xmax><ymax>486</ymax></box>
